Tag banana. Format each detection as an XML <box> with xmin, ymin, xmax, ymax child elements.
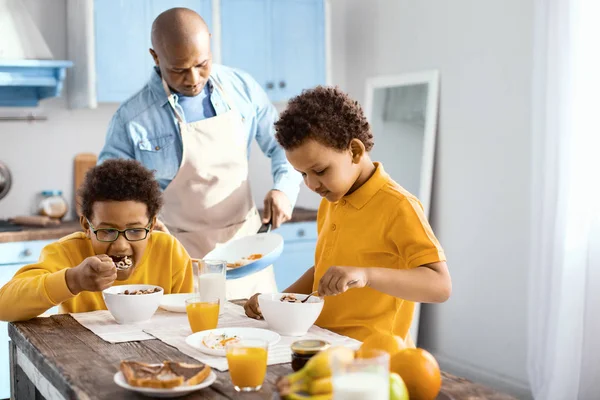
<box><xmin>288</xmin><ymin>377</ymin><xmax>332</xmax><ymax>396</ymax></box>
<box><xmin>307</xmin><ymin>377</ymin><xmax>333</xmax><ymax>395</ymax></box>
<box><xmin>283</xmin><ymin>392</ymin><xmax>332</xmax><ymax>400</ymax></box>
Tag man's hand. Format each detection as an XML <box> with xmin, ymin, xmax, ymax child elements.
<box><xmin>154</xmin><ymin>219</ymin><xmax>170</xmax><ymax>234</ymax></box>
<box><xmin>65</xmin><ymin>255</ymin><xmax>117</xmax><ymax>295</ymax></box>
<box><xmin>263</xmin><ymin>190</ymin><xmax>292</xmax><ymax>229</ymax></box>
<box><xmin>317</xmin><ymin>266</ymin><xmax>368</xmax><ymax>296</ymax></box>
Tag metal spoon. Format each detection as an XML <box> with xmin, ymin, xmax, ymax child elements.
<box><xmin>301</xmin><ymin>291</ymin><xmax>319</xmax><ymax>303</ymax></box>
<box><xmin>303</xmin><ymin>279</ymin><xmax>359</xmax><ymax>302</ymax></box>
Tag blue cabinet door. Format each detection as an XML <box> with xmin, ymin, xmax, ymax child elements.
<box><xmin>271</xmin><ymin>0</ymin><xmax>325</xmax><ymax>102</ymax></box>
<box><xmin>95</xmin><ymin>0</ymin><xmax>151</xmax><ymax>102</ymax></box>
<box><xmin>220</xmin><ymin>0</ymin><xmax>325</xmax><ymax>102</ymax></box>
<box><xmin>220</xmin><ymin>0</ymin><xmax>271</xmax><ymax>94</ymax></box>
<box><xmin>0</xmin><ymin>240</ymin><xmax>59</xmax><ymax>399</ymax></box>
<box><xmin>272</xmin><ymin>221</ymin><xmax>317</xmax><ymax>291</ymax></box>
<box><xmin>273</xmin><ymin>240</ymin><xmax>315</xmax><ymax>291</ymax></box>
<box><xmin>95</xmin><ymin>0</ymin><xmax>212</xmax><ymax>103</ymax></box>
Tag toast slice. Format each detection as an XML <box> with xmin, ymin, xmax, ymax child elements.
<box><xmin>164</xmin><ymin>361</ymin><xmax>212</xmax><ymax>386</ymax></box>
<box><xmin>120</xmin><ymin>360</ymin><xmax>211</xmax><ymax>389</ymax></box>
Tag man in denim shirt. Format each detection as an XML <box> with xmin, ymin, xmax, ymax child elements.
<box><xmin>98</xmin><ymin>8</ymin><xmax>301</xmax><ymax>297</ymax></box>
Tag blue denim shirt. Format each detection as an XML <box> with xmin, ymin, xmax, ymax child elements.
<box><xmin>98</xmin><ymin>64</ymin><xmax>301</xmax><ymax>206</ymax></box>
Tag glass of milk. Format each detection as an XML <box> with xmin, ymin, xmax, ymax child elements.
<box><xmin>194</xmin><ymin>259</ymin><xmax>227</xmax><ymax>309</ymax></box>
<box><xmin>332</xmin><ymin>349</ymin><xmax>390</xmax><ymax>400</ymax></box>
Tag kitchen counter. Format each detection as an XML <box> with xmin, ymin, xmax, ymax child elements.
<box><xmin>0</xmin><ymin>208</ymin><xmax>318</xmax><ymax>243</ymax></box>
<box><xmin>0</xmin><ymin>221</ymin><xmax>82</xmax><ymax>243</ymax></box>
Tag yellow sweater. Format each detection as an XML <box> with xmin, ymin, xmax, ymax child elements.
<box><xmin>0</xmin><ymin>231</ymin><xmax>194</xmax><ymax>321</ymax></box>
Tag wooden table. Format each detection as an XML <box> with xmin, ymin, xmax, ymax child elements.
<box><xmin>8</xmin><ymin>304</ymin><xmax>517</xmax><ymax>400</ymax></box>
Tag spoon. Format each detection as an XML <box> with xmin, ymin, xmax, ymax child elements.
<box><xmin>302</xmin><ymin>279</ymin><xmax>360</xmax><ymax>302</ymax></box>
<box><xmin>301</xmin><ymin>291</ymin><xmax>319</xmax><ymax>303</ymax></box>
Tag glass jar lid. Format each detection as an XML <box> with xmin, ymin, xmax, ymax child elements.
<box><xmin>291</xmin><ymin>340</ymin><xmax>330</xmax><ymax>356</ymax></box>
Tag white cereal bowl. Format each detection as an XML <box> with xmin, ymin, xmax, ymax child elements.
<box><xmin>102</xmin><ymin>284</ymin><xmax>164</xmax><ymax>324</ymax></box>
<box><xmin>258</xmin><ymin>293</ymin><xmax>324</xmax><ymax>337</ymax></box>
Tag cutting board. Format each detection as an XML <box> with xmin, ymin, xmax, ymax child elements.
<box><xmin>73</xmin><ymin>153</ymin><xmax>97</xmax><ymax>216</ymax></box>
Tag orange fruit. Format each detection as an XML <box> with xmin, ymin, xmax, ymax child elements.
<box><xmin>357</xmin><ymin>332</ymin><xmax>406</xmax><ymax>358</ymax></box>
<box><xmin>390</xmin><ymin>348</ymin><xmax>441</xmax><ymax>400</ymax></box>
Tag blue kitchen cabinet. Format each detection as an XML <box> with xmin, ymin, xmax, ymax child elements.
<box><xmin>94</xmin><ymin>0</ymin><xmax>213</xmax><ymax>102</ymax></box>
<box><xmin>271</xmin><ymin>0</ymin><xmax>325</xmax><ymax>101</ymax></box>
<box><xmin>220</xmin><ymin>0</ymin><xmax>271</xmax><ymax>97</ymax></box>
<box><xmin>0</xmin><ymin>240</ymin><xmax>57</xmax><ymax>399</ymax></box>
<box><xmin>221</xmin><ymin>0</ymin><xmax>326</xmax><ymax>102</ymax></box>
<box><xmin>272</xmin><ymin>221</ymin><xmax>317</xmax><ymax>291</ymax></box>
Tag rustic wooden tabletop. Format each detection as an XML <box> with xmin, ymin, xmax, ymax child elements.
<box><xmin>8</xmin><ymin>302</ymin><xmax>517</xmax><ymax>400</ymax></box>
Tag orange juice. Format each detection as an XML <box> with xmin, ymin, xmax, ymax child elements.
<box><xmin>226</xmin><ymin>347</ymin><xmax>268</xmax><ymax>389</ymax></box>
<box><xmin>186</xmin><ymin>302</ymin><xmax>219</xmax><ymax>332</ymax></box>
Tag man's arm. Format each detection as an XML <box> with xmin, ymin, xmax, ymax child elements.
<box><xmin>97</xmin><ymin>111</ymin><xmax>135</xmax><ymax>163</ymax></box>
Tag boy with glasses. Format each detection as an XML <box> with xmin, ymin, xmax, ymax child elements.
<box><xmin>0</xmin><ymin>159</ymin><xmax>193</xmax><ymax>321</ymax></box>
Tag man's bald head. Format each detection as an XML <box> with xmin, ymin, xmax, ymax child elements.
<box><xmin>149</xmin><ymin>8</ymin><xmax>212</xmax><ymax>97</ymax></box>
<box><xmin>151</xmin><ymin>8</ymin><xmax>209</xmax><ymax>55</ymax></box>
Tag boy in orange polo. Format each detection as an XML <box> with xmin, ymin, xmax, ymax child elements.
<box><xmin>244</xmin><ymin>86</ymin><xmax>451</xmax><ymax>343</ymax></box>
<box><xmin>0</xmin><ymin>159</ymin><xmax>193</xmax><ymax>322</ymax></box>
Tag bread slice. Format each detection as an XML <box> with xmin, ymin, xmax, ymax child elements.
<box><xmin>120</xmin><ymin>360</ymin><xmax>211</xmax><ymax>389</ymax></box>
<box><xmin>164</xmin><ymin>361</ymin><xmax>212</xmax><ymax>386</ymax></box>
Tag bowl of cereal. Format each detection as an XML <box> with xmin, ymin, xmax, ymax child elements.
<box><xmin>102</xmin><ymin>284</ymin><xmax>164</xmax><ymax>324</ymax></box>
<box><xmin>258</xmin><ymin>293</ymin><xmax>324</xmax><ymax>336</ymax></box>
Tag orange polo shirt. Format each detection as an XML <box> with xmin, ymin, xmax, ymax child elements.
<box><xmin>313</xmin><ymin>162</ymin><xmax>446</xmax><ymax>342</ymax></box>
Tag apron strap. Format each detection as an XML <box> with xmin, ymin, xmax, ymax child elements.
<box><xmin>210</xmin><ymin>79</ymin><xmax>236</xmax><ymax>112</ymax></box>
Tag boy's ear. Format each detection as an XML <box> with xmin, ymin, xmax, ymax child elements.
<box><xmin>349</xmin><ymin>138</ymin><xmax>366</xmax><ymax>164</ymax></box>
<box><xmin>80</xmin><ymin>215</ymin><xmax>91</xmax><ymax>238</ymax></box>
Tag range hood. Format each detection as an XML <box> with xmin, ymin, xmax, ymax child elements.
<box><xmin>0</xmin><ymin>0</ymin><xmax>72</xmax><ymax>107</ymax></box>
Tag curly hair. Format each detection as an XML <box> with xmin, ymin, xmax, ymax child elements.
<box><xmin>275</xmin><ymin>86</ymin><xmax>374</xmax><ymax>151</ymax></box>
<box><xmin>79</xmin><ymin>159</ymin><xmax>163</xmax><ymax>220</ymax></box>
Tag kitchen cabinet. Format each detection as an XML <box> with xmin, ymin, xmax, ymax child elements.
<box><xmin>272</xmin><ymin>221</ymin><xmax>317</xmax><ymax>290</ymax></box>
<box><xmin>0</xmin><ymin>239</ymin><xmax>57</xmax><ymax>399</ymax></box>
<box><xmin>94</xmin><ymin>0</ymin><xmax>213</xmax><ymax>102</ymax></box>
<box><xmin>93</xmin><ymin>0</ymin><xmax>326</xmax><ymax>104</ymax></box>
<box><xmin>221</xmin><ymin>0</ymin><xmax>326</xmax><ymax>102</ymax></box>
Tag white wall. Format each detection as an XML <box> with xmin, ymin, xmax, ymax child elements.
<box><xmin>0</xmin><ymin>0</ymin><xmax>322</xmax><ymax>220</ymax></box>
<box><xmin>331</xmin><ymin>0</ymin><xmax>533</xmax><ymax>398</ymax></box>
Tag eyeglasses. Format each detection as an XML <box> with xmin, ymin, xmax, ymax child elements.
<box><xmin>86</xmin><ymin>219</ymin><xmax>152</xmax><ymax>243</ymax></box>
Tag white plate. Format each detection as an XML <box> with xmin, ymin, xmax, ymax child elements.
<box><xmin>185</xmin><ymin>327</ymin><xmax>281</xmax><ymax>357</ymax></box>
<box><xmin>159</xmin><ymin>293</ymin><xmax>195</xmax><ymax>313</ymax></box>
<box><xmin>113</xmin><ymin>370</ymin><xmax>216</xmax><ymax>398</ymax></box>
<box><xmin>204</xmin><ymin>232</ymin><xmax>284</xmax><ymax>279</ymax></box>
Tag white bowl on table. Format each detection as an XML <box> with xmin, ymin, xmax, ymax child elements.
<box><xmin>258</xmin><ymin>293</ymin><xmax>324</xmax><ymax>337</ymax></box>
<box><xmin>102</xmin><ymin>284</ymin><xmax>163</xmax><ymax>324</ymax></box>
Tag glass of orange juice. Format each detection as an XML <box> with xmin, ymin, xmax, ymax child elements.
<box><xmin>185</xmin><ymin>297</ymin><xmax>219</xmax><ymax>333</ymax></box>
<box><xmin>226</xmin><ymin>339</ymin><xmax>268</xmax><ymax>392</ymax></box>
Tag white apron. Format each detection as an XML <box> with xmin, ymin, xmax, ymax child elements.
<box><xmin>159</xmin><ymin>78</ymin><xmax>277</xmax><ymax>299</ymax></box>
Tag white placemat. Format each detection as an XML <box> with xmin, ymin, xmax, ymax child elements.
<box><xmin>144</xmin><ymin>303</ymin><xmax>361</xmax><ymax>371</ymax></box>
<box><xmin>70</xmin><ymin>308</ymin><xmax>189</xmax><ymax>343</ymax></box>
<box><xmin>71</xmin><ymin>302</ymin><xmax>361</xmax><ymax>371</ymax></box>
